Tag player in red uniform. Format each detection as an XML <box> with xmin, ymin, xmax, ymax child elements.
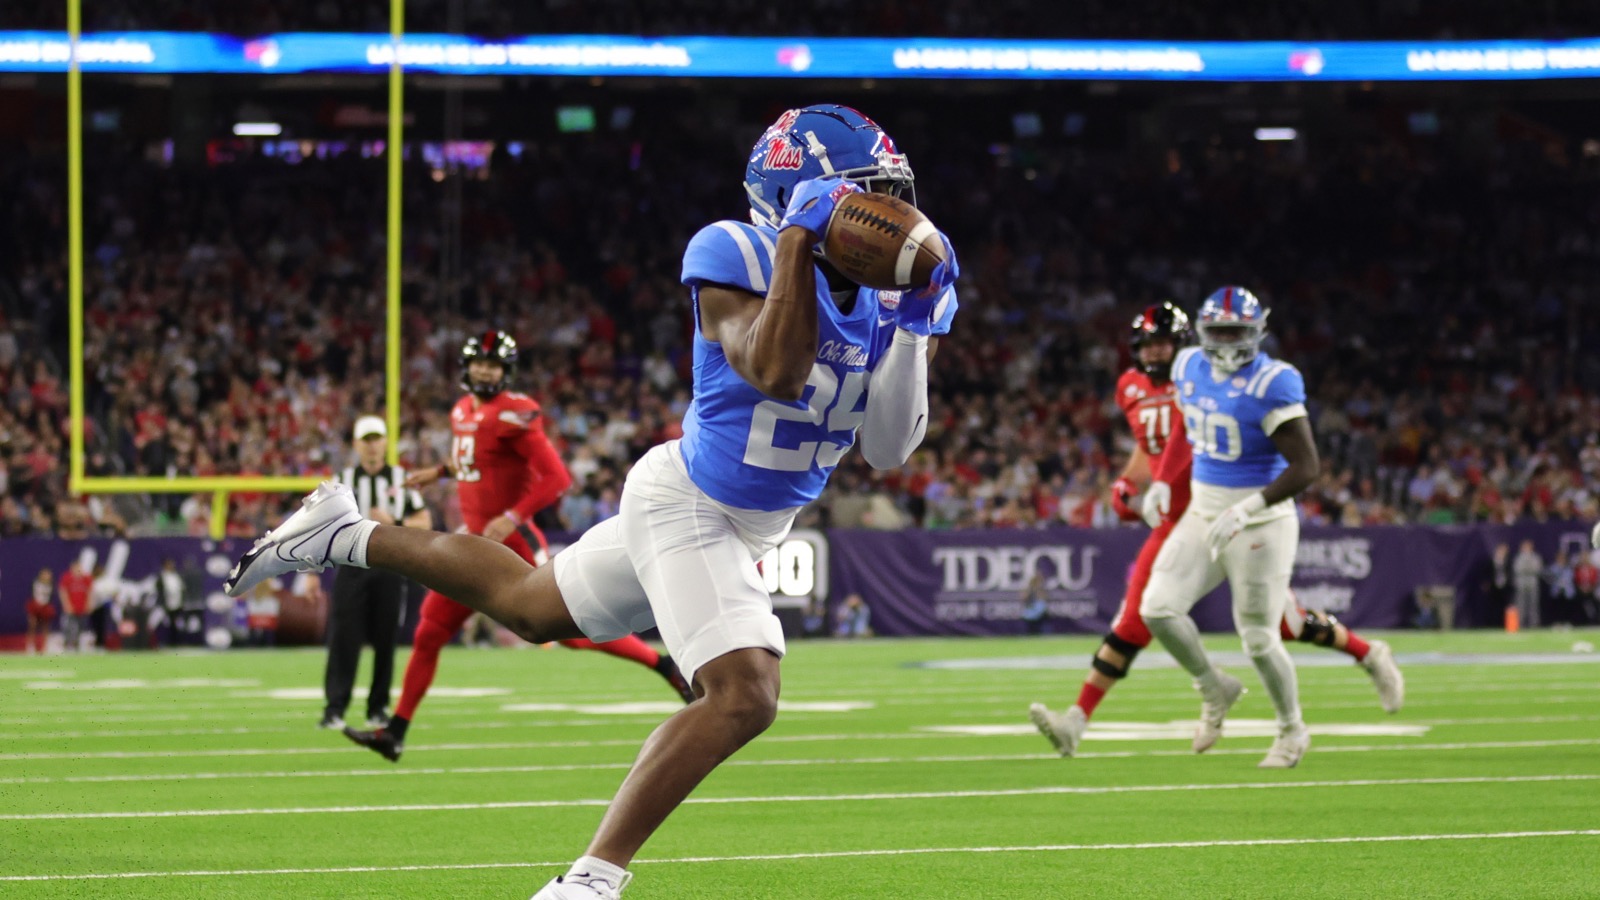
<box><xmin>26</xmin><ymin>568</ymin><xmax>57</xmax><ymax>654</ymax></box>
<box><xmin>1030</xmin><ymin>303</ymin><xmax>1403</xmax><ymax>756</ymax></box>
<box><xmin>344</xmin><ymin>331</ymin><xmax>695</xmax><ymax>762</ymax></box>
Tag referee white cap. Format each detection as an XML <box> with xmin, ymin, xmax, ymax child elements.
<box><xmin>352</xmin><ymin>415</ymin><xmax>387</xmax><ymax>442</ymax></box>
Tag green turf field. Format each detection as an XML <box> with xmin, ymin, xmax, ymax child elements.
<box><xmin>2</xmin><ymin>629</ymin><xmax>1598</xmax><ymax>898</ymax></box>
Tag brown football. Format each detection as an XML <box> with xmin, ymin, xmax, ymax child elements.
<box><xmin>821</xmin><ymin>192</ymin><xmax>945</xmax><ymax>291</ymax></box>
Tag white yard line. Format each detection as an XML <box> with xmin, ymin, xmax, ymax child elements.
<box><xmin>3</xmin><ymin>738</ymin><xmax>1598</xmax><ymax>786</ymax></box>
<box><xmin>4</xmin><ymin>773</ymin><xmax>1595</xmax><ymax>822</ymax></box>
<box><xmin>3</xmin><ymin>829</ymin><xmax>1597</xmax><ymax>882</ymax></box>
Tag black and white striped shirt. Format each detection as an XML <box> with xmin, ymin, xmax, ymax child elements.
<box><xmin>336</xmin><ymin>465</ymin><xmax>428</xmax><ymax>523</ymax></box>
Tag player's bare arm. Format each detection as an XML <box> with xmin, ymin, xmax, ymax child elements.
<box><xmin>1261</xmin><ymin>416</ymin><xmax>1319</xmax><ymax>506</ymax></box>
<box><xmin>697</xmin><ymin>227</ymin><xmax>820</xmax><ymax>402</ymax></box>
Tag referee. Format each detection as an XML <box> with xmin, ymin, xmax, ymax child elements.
<box><xmin>320</xmin><ymin>415</ymin><xmax>430</xmax><ymax>731</ymax></box>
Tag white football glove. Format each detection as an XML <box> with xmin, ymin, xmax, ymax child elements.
<box><xmin>1206</xmin><ymin>493</ymin><xmax>1268</xmax><ymax>561</ymax></box>
<box><xmin>1592</xmin><ymin>520</ymin><xmax>1600</xmax><ymax>550</ymax></box>
<box><xmin>1140</xmin><ymin>481</ymin><xmax>1172</xmax><ymax>530</ymax></box>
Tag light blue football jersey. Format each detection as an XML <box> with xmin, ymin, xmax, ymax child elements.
<box><xmin>679</xmin><ymin>219</ymin><xmax>958</xmax><ymax>511</ymax></box>
<box><xmin>1171</xmin><ymin>346</ymin><xmax>1307</xmax><ymax>489</ymax></box>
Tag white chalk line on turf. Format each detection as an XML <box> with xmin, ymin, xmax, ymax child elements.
<box><xmin>4</xmin><ymin>738</ymin><xmax>1597</xmax><ymax>786</ymax></box>
<box><xmin>1</xmin><ymin>710</ymin><xmax>1592</xmax><ymax>743</ymax></box>
<box><xmin>5</xmin><ymin>729</ymin><xmax>1598</xmax><ymax>763</ymax></box>
<box><xmin>5</xmin><ymin>773</ymin><xmax>1596</xmax><ymax>821</ymax></box>
<box><xmin>3</xmin><ymin>829</ymin><xmax>1598</xmax><ymax>882</ymax></box>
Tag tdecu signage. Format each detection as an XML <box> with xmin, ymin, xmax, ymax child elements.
<box><xmin>933</xmin><ymin>544</ymin><xmax>1099</xmax><ymax>595</ymax></box>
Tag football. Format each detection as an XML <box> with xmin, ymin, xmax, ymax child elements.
<box><xmin>821</xmin><ymin>191</ymin><xmax>946</xmax><ymax>291</ymax></box>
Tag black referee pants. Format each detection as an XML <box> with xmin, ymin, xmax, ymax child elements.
<box><xmin>324</xmin><ymin>567</ymin><xmax>407</xmax><ymax>720</ymax></box>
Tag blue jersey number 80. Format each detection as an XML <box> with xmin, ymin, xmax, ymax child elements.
<box><xmin>1181</xmin><ymin>403</ymin><xmax>1242</xmax><ymax>463</ymax></box>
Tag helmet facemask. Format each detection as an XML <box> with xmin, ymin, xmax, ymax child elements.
<box><xmin>1198</xmin><ymin>317</ymin><xmax>1267</xmax><ymax>374</ymax></box>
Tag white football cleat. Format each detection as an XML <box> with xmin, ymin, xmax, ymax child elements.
<box><xmin>531</xmin><ymin>872</ymin><xmax>632</xmax><ymax>900</ymax></box>
<box><xmin>1029</xmin><ymin>703</ymin><xmax>1088</xmax><ymax>758</ymax></box>
<box><xmin>1258</xmin><ymin>721</ymin><xmax>1311</xmax><ymax>768</ymax></box>
<box><xmin>224</xmin><ymin>481</ymin><xmax>363</xmax><ymax>598</ymax></box>
<box><xmin>1192</xmin><ymin>671</ymin><xmax>1245</xmax><ymax>753</ymax></box>
<box><xmin>1361</xmin><ymin>640</ymin><xmax>1405</xmax><ymax>714</ymax></box>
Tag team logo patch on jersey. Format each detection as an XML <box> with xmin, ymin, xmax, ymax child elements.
<box><xmin>1124</xmin><ymin>384</ymin><xmax>1142</xmax><ymax>398</ymax></box>
<box><xmin>877</xmin><ymin>289</ymin><xmax>902</xmax><ymax>310</ymax></box>
<box><xmin>497</xmin><ymin>409</ymin><xmax>540</xmax><ymax>429</ymax></box>
<box><xmin>1232</xmin><ymin>377</ymin><xmax>1248</xmax><ymax>388</ymax></box>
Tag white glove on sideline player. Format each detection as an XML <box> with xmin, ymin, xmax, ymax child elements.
<box><xmin>1592</xmin><ymin>520</ymin><xmax>1600</xmax><ymax>549</ymax></box>
<box><xmin>1206</xmin><ymin>492</ymin><xmax>1267</xmax><ymax>560</ymax></box>
<box><xmin>1140</xmin><ymin>482</ymin><xmax>1172</xmax><ymax>529</ymax></box>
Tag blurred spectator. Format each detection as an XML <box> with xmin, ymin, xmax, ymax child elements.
<box><xmin>57</xmin><ymin>559</ymin><xmax>93</xmax><ymax>651</ymax></box>
<box><xmin>1513</xmin><ymin>540</ymin><xmax>1545</xmax><ymax>629</ymax></box>
<box><xmin>1575</xmin><ymin>552</ymin><xmax>1600</xmax><ymax>625</ymax></box>
<box><xmin>26</xmin><ymin>567</ymin><xmax>56</xmax><ymax>655</ymax></box>
<box><xmin>835</xmin><ymin>593</ymin><xmax>873</xmax><ymax>638</ymax></box>
<box><xmin>1021</xmin><ymin>571</ymin><xmax>1050</xmax><ymax>635</ymax></box>
<box><xmin>1545</xmin><ymin>550</ymin><xmax>1578</xmax><ymax>626</ymax></box>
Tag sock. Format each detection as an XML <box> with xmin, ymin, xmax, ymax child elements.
<box><xmin>565</xmin><ymin>855</ymin><xmax>628</xmax><ymax>890</ymax></box>
<box><xmin>384</xmin><ymin>715</ymin><xmax>409</xmax><ymax>742</ymax></box>
<box><xmin>1249</xmin><ymin>644</ymin><xmax>1303</xmax><ymax>729</ymax></box>
<box><xmin>395</xmin><ymin>616</ymin><xmax>454</xmax><ymax>720</ymax></box>
<box><xmin>562</xmin><ymin>635</ymin><xmax>661</xmax><ymax>668</ymax></box>
<box><xmin>1075</xmin><ymin>682</ymin><xmax>1108</xmax><ymax>718</ymax></box>
<box><xmin>1343</xmin><ymin>632</ymin><xmax>1371</xmax><ymax>661</ymax></box>
<box><xmin>1146</xmin><ymin>615</ymin><xmax>1217</xmax><ymax>682</ymax></box>
<box><xmin>330</xmin><ymin>519</ymin><xmax>379</xmax><ymax>568</ymax></box>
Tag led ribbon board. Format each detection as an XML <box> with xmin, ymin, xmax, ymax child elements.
<box><xmin>3</xmin><ymin>32</ymin><xmax>1600</xmax><ymax>80</ymax></box>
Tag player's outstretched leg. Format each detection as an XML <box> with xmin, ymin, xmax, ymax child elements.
<box><xmin>561</xmin><ymin>637</ymin><xmax>698</xmax><ymax>704</ymax></box>
<box><xmin>531</xmin><ymin>647</ymin><xmax>779</xmax><ymax>899</ymax></box>
<box><xmin>226</xmin><ymin>482</ymin><xmax>582</xmax><ymax>643</ymax></box>
<box><xmin>1281</xmin><ymin>605</ymin><xmax>1403</xmax><ymax>713</ymax></box>
<box><xmin>1145</xmin><ymin>613</ymin><xmax>1244</xmax><ymax>753</ymax></box>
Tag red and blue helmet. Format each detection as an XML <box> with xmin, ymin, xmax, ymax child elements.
<box><xmin>744</xmin><ymin>104</ymin><xmax>915</xmax><ymax>229</ymax></box>
<box><xmin>1196</xmin><ymin>286</ymin><xmax>1269</xmax><ymax>373</ymax></box>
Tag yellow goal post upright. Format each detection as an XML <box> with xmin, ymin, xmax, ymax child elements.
<box><xmin>65</xmin><ymin>0</ymin><xmax>408</xmax><ymax>540</ymax></box>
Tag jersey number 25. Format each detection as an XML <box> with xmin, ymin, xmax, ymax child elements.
<box><xmin>744</xmin><ymin>365</ymin><xmax>866</xmax><ymax>472</ymax></box>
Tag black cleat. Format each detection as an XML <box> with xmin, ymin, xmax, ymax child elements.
<box><xmin>656</xmin><ymin>655</ymin><xmax>697</xmax><ymax>704</ymax></box>
<box><xmin>344</xmin><ymin>726</ymin><xmax>404</xmax><ymax>762</ymax></box>
<box><xmin>318</xmin><ymin>711</ymin><xmax>346</xmax><ymax>730</ymax></box>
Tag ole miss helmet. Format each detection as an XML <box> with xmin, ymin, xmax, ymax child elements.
<box><xmin>1196</xmin><ymin>286</ymin><xmax>1269</xmax><ymax>374</ymax></box>
<box><xmin>744</xmin><ymin>104</ymin><xmax>916</xmax><ymax>229</ymax></box>
<box><xmin>460</xmin><ymin>330</ymin><xmax>518</xmax><ymax>399</ymax></box>
<box><xmin>1128</xmin><ymin>301</ymin><xmax>1193</xmax><ymax>382</ymax></box>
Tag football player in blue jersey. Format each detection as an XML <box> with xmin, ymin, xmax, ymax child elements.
<box><xmin>221</xmin><ymin>104</ymin><xmax>958</xmax><ymax>899</ymax></box>
<box><xmin>1139</xmin><ymin>286</ymin><xmax>1320</xmax><ymax>769</ymax></box>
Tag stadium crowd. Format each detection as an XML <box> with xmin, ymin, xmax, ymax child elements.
<box><xmin>3</xmin><ymin>103</ymin><xmax>1599</xmax><ymax>539</ymax></box>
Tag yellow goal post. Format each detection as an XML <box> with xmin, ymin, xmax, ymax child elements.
<box><xmin>65</xmin><ymin>0</ymin><xmax>408</xmax><ymax>540</ymax></box>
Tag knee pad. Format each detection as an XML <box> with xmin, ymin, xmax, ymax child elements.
<box><xmin>1092</xmin><ymin>632</ymin><xmax>1144</xmax><ymax>679</ymax></box>
<box><xmin>1295</xmin><ymin>608</ymin><xmax>1339</xmax><ymax>646</ymax></box>
<box><xmin>1240</xmin><ymin>624</ymin><xmax>1280</xmax><ymax>658</ymax></box>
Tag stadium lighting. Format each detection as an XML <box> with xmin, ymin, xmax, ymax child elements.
<box><xmin>1254</xmin><ymin>127</ymin><xmax>1298</xmax><ymax>141</ymax></box>
<box><xmin>233</xmin><ymin>121</ymin><xmax>282</xmax><ymax>136</ymax></box>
